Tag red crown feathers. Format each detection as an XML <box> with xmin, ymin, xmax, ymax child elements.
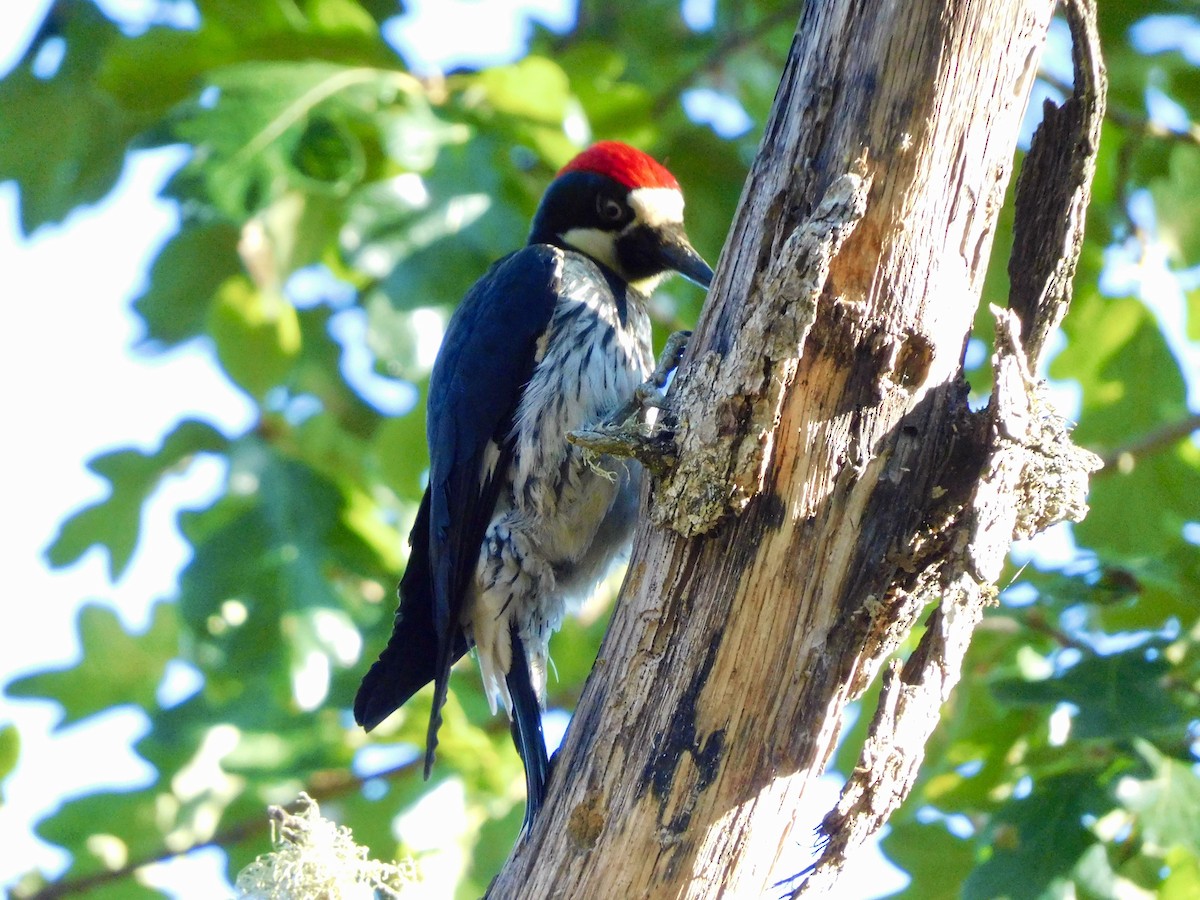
<box><xmin>558</xmin><ymin>141</ymin><xmax>680</xmax><ymax>191</ymax></box>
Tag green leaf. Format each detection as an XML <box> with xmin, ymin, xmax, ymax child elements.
<box><xmin>207</xmin><ymin>276</ymin><xmax>302</xmax><ymax>398</ymax></box>
<box><xmin>1150</xmin><ymin>145</ymin><xmax>1200</xmax><ymax>264</ymax></box>
<box><xmin>1162</xmin><ymin>847</ymin><xmax>1200</xmax><ymax>900</ymax></box>
<box><xmin>291</xmin><ymin>115</ymin><xmax>365</xmax><ymax>190</ymax></box>
<box><xmin>177</xmin><ymin>445</ymin><xmax>394</xmax><ymax>709</ymax></box>
<box><xmin>1071</xmin><ymin>843</ymin><xmax>1120</xmax><ymax>898</ymax></box>
<box><xmin>99</xmin><ymin>25</ymin><xmax>231</xmax><ymax>118</ymax></box>
<box><xmin>373</xmin><ymin>410</ymin><xmax>427</xmax><ymax>501</ymax></box>
<box><xmin>1117</xmin><ymin>740</ymin><xmax>1200</xmax><ymax>857</ymax></box>
<box><xmin>1188</xmin><ymin>285</ymin><xmax>1200</xmax><ymax>343</ymax></box>
<box><xmin>363</xmin><ymin>293</ymin><xmax>433</xmax><ymax>382</ymax></box>
<box><xmin>463</xmin><ymin>800</ymin><xmax>524</xmax><ymax>897</ymax></box>
<box><xmin>377</xmin><ymin>101</ymin><xmax>470</xmax><ymax>172</ymax></box>
<box><xmin>337</xmin><ymin>483</ymin><xmax>405</xmax><ymax>574</ymax></box>
<box><xmin>556</xmin><ymin>42</ymin><xmax>655</xmax><ymax>145</ymax></box>
<box><xmin>1084</xmin><ymin>545</ymin><xmax>1200</xmax><ymax>634</ymax></box>
<box><xmin>258</xmin><ymin>190</ymin><xmax>347</xmax><ymax>283</ymax></box>
<box><xmin>462</xmin><ymin>57</ymin><xmax>579</xmax><ymax>162</ymax></box>
<box><xmin>1054</xmin><ymin>295</ymin><xmax>1188</xmax><ymax>448</ymax></box>
<box><xmin>36</xmin><ymin>783</ymin><xmax>179</xmax><ymax>890</ymax></box>
<box><xmin>1053</xmin><ymin>294</ymin><xmax>1200</xmax><ymax>556</ymax></box>
<box><xmin>46</xmin><ymin>419</ymin><xmax>228</xmax><ymax>579</ymax></box>
<box><xmin>352</xmin><ymin>135</ymin><xmax>535</xmax><ymax>317</ymax></box>
<box><xmin>171</xmin><ymin>60</ymin><xmax>417</xmax><ymax>219</ymax></box>
<box><xmin>0</xmin><ymin>5</ymin><xmax>137</xmax><ymax>232</ymax></box>
<box><xmin>1095</xmin><ymin>2</ymin><xmax>1158</xmax><ymax>50</ymax></box>
<box><xmin>883</xmin><ymin>820</ymin><xmax>976</xmax><ymax>900</ymax></box>
<box><xmin>0</xmin><ymin>722</ymin><xmax>18</xmax><ymax>804</ymax></box>
<box><xmin>343</xmin><ymin>177</ymin><xmax>493</xmax><ymax>283</ymax></box>
<box><xmin>474</xmin><ymin>57</ymin><xmax>572</xmax><ymax>125</ymax></box>
<box><xmin>291</xmin><ymin>306</ymin><xmax>383</xmax><ymax>438</ymax></box>
<box><xmin>133</xmin><ymin>221</ymin><xmax>242</xmax><ymax>348</ymax></box>
<box><xmin>991</xmin><ymin>646</ymin><xmax>1184</xmax><ymax>741</ymax></box>
<box><xmin>283</xmin><ymin>606</ymin><xmax>362</xmax><ymax>709</ymax></box>
<box><xmin>306</xmin><ymin>0</ymin><xmax>379</xmax><ymax>35</ymax></box>
<box><xmin>100</xmin><ymin>0</ymin><xmax>393</xmax><ymax>124</ymax></box>
<box><xmin>6</xmin><ymin>602</ymin><xmax>178</xmax><ymax>729</ymax></box>
<box><xmin>963</xmin><ymin>773</ymin><xmax>1102</xmax><ymax>900</ymax></box>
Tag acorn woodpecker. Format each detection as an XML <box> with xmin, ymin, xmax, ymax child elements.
<box><xmin>354</xmin><ymin>141</ymin><xmax>713</xmax><ymax>827</ymax></box>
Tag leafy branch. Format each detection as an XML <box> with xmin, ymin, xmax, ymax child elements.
<box><xmin>19</xmin><ymin>760</ymin><xmax>419</xmax><ymax>900</ymax></box>
<box><xmin>651</xmin><ymin>7</ymin><xmax>796</xmax><ymax>116</ymax></box>
<box><xmin>1096</xmin><ymin>411</ymin><xmax>1200</xmax><ymax>473</ymax></box>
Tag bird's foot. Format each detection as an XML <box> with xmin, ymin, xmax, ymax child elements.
<box><xmin>567</xmin><ymin>331</ymin><xmax>691</xmax><ymax>476</ymax></box>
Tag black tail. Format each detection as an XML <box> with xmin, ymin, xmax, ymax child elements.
<box><xmin>354</xmin><ymin>492</ymin><xmax>468</xmax><ymax>737</ymax></box>
<box><xmin>506</xmin><ymin>624</ymin><xmax>549</xmax><ymax>829</ymax></box>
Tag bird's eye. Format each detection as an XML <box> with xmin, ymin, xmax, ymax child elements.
<box><xmin>597</xmin><ymin>196</ymin><xmax>624</xmax><ymax>223</ymax></box>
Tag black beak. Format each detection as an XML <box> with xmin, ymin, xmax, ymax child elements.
<box><xmin>615</xmin><ymin>221</ymin><xmax>714</xmax><ymax>290</ymax></box>
<box><xmin>657</xmin><ymin>227</ymin><xmax>714</xmax><ymax>289</ymax></box>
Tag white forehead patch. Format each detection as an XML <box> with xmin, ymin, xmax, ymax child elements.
<box><xmin>629</xmin><ymin>186</ymin><xmax>684</xmax><ymax>227</ymax></box>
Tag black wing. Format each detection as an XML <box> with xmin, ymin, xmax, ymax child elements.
<box><xmin>354</xmin><ymin>245</ymin><xmax>562</xmax><ymax>775</ymax></box>
<box><xmin>353</xmin><ymin>489</ymin><xmax>467</xmax><ymax>731</ymax></box>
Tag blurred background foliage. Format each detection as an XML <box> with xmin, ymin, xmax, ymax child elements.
<box><xmin>1</xmin><ymin>0</ymin><xmax>1197</xmax><ymax>897</ymax></box>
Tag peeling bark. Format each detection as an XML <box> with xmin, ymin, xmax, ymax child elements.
<box><xmin>655</xmin><ymin>172</ymin><xmax>872</xmax><ymax>535</ymax></box>
<box><xmin>802</xmin><ymin>3</ymin><xmax>1106</xmax><ymax>891</ymax></box>
<box><xmin>802</xmin><ymin>309</ymin><xmax>1103</xmax><ymax>897</ymax></box>
<box><xmin>488</xmin><ymin>1</ymin><xmax>1104</xmax><ymax>897</ymax></box>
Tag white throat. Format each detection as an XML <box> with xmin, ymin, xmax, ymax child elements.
<box><xmin>559</xmin><ymin>226</ymin><xmax>619</xmax><ymax>272</ymax></box>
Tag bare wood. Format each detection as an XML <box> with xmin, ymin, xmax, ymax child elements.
<box><xmin>801</xmin><ymin>2</ymin><xmax>1106</xmax><ymax>890</ymax></box>
<box><xmin>802</xmin><ymin>306</ymin><xmax>1103</xmax><ymax>896</ymax></box>
<box><xmin>488</xmin><ymin>1</ymin><xmax>1092</xmax><ymax>897</ymax></box>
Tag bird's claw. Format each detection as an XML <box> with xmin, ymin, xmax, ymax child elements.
<box><xmin>566</xmin><ymin>331</ymin><xmax>691</xmax><ymax>475</ymax></box>
<box><xmin>648</xmin><ymin>329</ymin><xmax>691</xmax><ymax>391</ymax></box>
<box><xmin>628</xmin><ymin>329</ymin><xmax>692</xmax><ymax>422</ymax></box>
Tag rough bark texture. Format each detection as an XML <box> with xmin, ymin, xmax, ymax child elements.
<box><xmin>1008</xmin><ymin>0</ymin><xmax>1106</xmax><ymax>371</ymax></box>
<box><xmin>801</xmin><ymin>2</ymin><xmax>1105</xmax><ymax>891</ymax></box>
<box><xmin>489</xmin><ymin>1</ymin><xmax>1102</xmax><ymax>897</ymax></box>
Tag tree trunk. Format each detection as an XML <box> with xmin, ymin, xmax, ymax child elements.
<box><xmin>490</xmin><ymin>0</ymin><xmax>1103</xmax><ymax>896</ymax></box>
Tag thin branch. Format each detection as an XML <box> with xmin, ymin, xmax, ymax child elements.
<box><xmin>651</xmin><ymin>8</ymin><xmax>796</xmax><ymax>117</ymax></box>
<box><xmin>1097</xmin><ymin>412</ymin><xmax>1200</xmax><ymax>473</ymax></box>
<box><xmin>1024</xmin><ymin>608</ymin><xmax>1091</xmax><ymax>651</ymax></box>
<box><xmin>1007</xmin><ymin>0</ymin><xmax>1106</xmax><ymax>370</ymax></box>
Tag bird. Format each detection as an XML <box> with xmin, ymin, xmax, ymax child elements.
<box><xmin>354</xmin><ymin>140</ymin><xmax>713</xmax><ymax>828</ymax></box>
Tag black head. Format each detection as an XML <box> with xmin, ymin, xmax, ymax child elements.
<box><xmin>527</xmin><ymin>143</ymin><xmax>713</xmax><ymax>294</ymax></box>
